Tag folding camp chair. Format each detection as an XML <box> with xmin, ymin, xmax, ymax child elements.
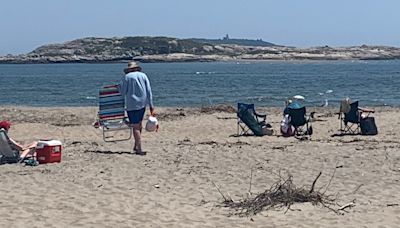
<box><xmin>0</xmin><ymin>129</ymin><xmax>20</xmax><ymax>164</ymax></box>
<box><xmin>288</xmin><ymin>106</ymin><xmax>313</xmax><ymax>137</ymax></box>
<box><xmin>339</xmin><ymin>100</ymin><xmax>374</xmax><ymax>134</ymax></box>
<box><xmin>97</xmin><ymin>85</ymin><xmax>132</xmax><ymax>142</ymax></box>
<box><xmin>237</xmin><ymin>103</ymin><xmax>268</xmax><ymax>136</ymax></box>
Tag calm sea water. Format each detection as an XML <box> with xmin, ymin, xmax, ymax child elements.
<box><xmin>0</xmin><ymin>61</ymin><xmax>399</xmax><ymax>107</ymax></box>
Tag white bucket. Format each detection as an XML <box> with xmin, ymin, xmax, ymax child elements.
<box><xmin>145</xmin><ymin>116</ymin><xmax>158</xmax><ymax>132</ymax></box>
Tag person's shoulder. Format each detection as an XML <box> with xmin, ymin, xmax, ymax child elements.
<box><xmin>137</xmin><ymin>72</ymin><xmax>149</xmax><ymax>79</ymax></box>
<box><xmin>126</xmin><ymin>71</ymin><xmax>147</xmax><ymax>76</ymax></box>
<box><xmin>126</xmin><ymin>72</ymin><xmax>139</xmax><ymax>78</ymax></box>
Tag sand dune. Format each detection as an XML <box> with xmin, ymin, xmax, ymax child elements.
<box><xmin>1</xmin><ymin>106</ymin><xmax>400</xmax><ymax>227</ymax></box>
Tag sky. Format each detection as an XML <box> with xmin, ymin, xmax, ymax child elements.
<box><xmin>0</xmin><ymin>0</ymin><xmax>399</xmax><ymax>54</ymax></box>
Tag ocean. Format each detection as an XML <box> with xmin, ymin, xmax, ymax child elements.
<box><xmin>0</xmin><ymin>60</ymin><xmax>399</xmax><ymax>107</ymax></box>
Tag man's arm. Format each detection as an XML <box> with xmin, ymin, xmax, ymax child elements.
<box><xmin>118</xmin><ymin>75</ymin><xmax>128</xmax><ymax>95</ymax></box>
<box><xmin>145</xmin><ymin>76</ymin><xmax>154</xmax><ymax>115</ymax></box>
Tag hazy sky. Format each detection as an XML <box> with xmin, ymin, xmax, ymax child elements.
<box><xmin>1</xmin><ymin>0</ymin><xmax>399</xmax><ymax>54</ymax></box>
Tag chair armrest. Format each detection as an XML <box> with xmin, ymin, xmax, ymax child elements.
<box><xmin>254</xmin><ymin>112</ymin><xmax>266</xmax><ymax>118</ymax></box>
<box><xmin>358</xmin><ymin>107</ymin><xmax>375</xmax><ymax>113</ymax></box>
<box><xmin>253</xmin><ymin>109</ymin><xmax>266</xmax><ymax>118</ymax></box>
<box><xmin>254</xmin><ymin>112</ymin><xmax>267</xmax><ymax>122</ymax></box>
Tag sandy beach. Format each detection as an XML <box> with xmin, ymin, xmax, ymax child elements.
<box><xmin>1</xmin><ymin>105</ymin><xmax>400</xmax><ymax>227</ymax></box>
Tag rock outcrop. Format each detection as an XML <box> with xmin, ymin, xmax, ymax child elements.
<box><xmin>1</xmin><ymin>36</ymin><xmax>400</xmax><ymax>63</ymax></box>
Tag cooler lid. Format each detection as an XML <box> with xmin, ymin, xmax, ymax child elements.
<box><xmin>38</xmin><ymin>140</ymin><xmax>62</xmax><ymax>146</ymax></box>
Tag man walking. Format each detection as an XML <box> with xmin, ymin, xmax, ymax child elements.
<box><xmin>119</xmin><ymin>61</ymin><xmax>154</xmax><ymax>155</ymax></box>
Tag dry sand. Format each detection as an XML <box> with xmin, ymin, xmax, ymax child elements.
<box><xmin>1</xmin><ymin>105</ymin><xmax>400</xmax><ymax>228</ymax></box>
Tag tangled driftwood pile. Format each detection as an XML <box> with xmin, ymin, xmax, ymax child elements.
<box><xmin>217</xmin><ymin>172</ymin><xmax>341</xmax><ymax>216</ymax></box>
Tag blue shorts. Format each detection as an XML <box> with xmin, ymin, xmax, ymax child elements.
<box><xmin>127</xmin><ymin>108</ymin><xmax>146</xmax><ymax>124</ymax></box>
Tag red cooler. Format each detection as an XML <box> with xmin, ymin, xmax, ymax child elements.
<box><xmin>36</xmin><ymin>140</ymin><xmax>62</xmax><ymax>164</ymax></box>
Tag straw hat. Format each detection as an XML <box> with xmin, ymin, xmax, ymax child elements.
<box><xmin>124</xmin><ymin>61</ymin><xmax>141</xmax><ymax>72</ymax></box>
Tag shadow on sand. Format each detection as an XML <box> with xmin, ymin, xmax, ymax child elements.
<box><xmin>330</xmin><ymin>133</ymin><xmax>360</xmax><ymax>137</ymax></box>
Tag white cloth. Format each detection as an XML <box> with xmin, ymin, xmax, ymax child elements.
<box><xmin>280</xmin><ymin>114</ymin><xmax>291</xmax><ymax>133</ymax></box>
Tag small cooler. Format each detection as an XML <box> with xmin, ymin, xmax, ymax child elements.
<box><xmin>36</xmin><ymin>140</ymin><xmax>62</xmax><ymax>164</ymax></box>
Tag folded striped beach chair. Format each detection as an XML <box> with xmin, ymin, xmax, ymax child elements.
<box><xmin>98</xmin><ymin>85</ymin><xmax>132</xmax><ymax>142</ymax></box>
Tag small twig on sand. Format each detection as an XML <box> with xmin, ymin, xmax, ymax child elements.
<box><xmin>248</xmin><ymin>168</ymin><xmax>253</xmax><ymax>196</ymax></box>
<box><xmin>322</xmin><ymin>163</ymin><xmax>338</xmax><ymax>194</ymax></box>
<box><xmin>352</xmin><ymin>184</ymin><xmax>364</xmax><ymax>194</ymax></box>
<box><xmin>387</xmin><ymin>203</ymin><xmax>399</xmax><ymax>207</ymax></box>
<box><xmin>338</xmin><ymin>200</ymin><xmax>356</xmax><ymax>211</ymax></box>
<box><xmin>212</xmin><ymin>181</ymin><xmax>231</xmax><ymax>203</ymax></box>
<box><xmin>310</xmin><ymin>172</ymin><xmax>322</xmax><ymax>193</ymax></box>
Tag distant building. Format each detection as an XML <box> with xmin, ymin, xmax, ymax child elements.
<box><xmin>223</xmin><ymin>34</ymin><xmax>230</xmax><ymax>40</ymax></box>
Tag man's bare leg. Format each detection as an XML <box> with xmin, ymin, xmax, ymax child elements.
<box><xmin>132</xmin><ymin>122</ymin><xmax>145</xmax><ymax>155</ymax></box>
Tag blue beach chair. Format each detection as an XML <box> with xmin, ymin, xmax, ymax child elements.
<box><xmin>288</xmin><ymin>106</ymin><xmax>314</xmax><ymax>137</ymax></box>
<box><xmin>97</xmin><ymin>85</ymin><xmax>132</xmax><ymax>142</ymax></box>
<box><xmin>237</xmin><ymin>103</ymin><xmax>268</xmax><ymax>136</ymax></box>
<box><xmin>339</xmin><ymin>100</ymin><xmax>375</xmax><ymax>135</ymax></box>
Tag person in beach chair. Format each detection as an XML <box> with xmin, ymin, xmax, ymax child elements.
<box><xmin>0</xmin><ymin>121</ymin><xmax>37</xmax><ymax>164</ymax></box>
<box><xmin>237</xmin><ymin>103</ymin><xmax>272</xmax><ymax>136</ymax></box>
<box><xmin>338</xmin><ymin>98</ymin><xmax>375</xmax><ymax>135</ymax></box>
<box><xmin>96</xmin><ymin>85</ymin><xmax>132</xmax><ymax>142</ymax></box>
<box><xmin>288</xmin><ymin>106</ymin><xmax>314</xmax><ymax>137</ymax></box>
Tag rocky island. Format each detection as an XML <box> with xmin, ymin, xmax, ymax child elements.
<box><xmin>1</xmin><ymin>36</ymin><xmax>400</xmax><ymax>63</ymax></box>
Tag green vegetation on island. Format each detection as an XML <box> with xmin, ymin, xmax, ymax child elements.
<box><xmin>1</xmin><ymin>36</ymin><xmax>400</xmax><ymax>63</ymax></box>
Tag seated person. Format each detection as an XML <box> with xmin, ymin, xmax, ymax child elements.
<box><xmin>281</xmin><ymin>99</ymin><xmax>302</xmax><ymax>137</ymax></box>
<box><xmin>283</xmin><ymin>99</ymin><xmax>302</xmax><ymax>115</ymax></box>
<box><xmin>0</xmin><ymin>121</ymin><xmax>37</xmax><ymax>160</ymax></box>
<box><xmin>339</xmin><ymin>98</ymin><xmax>375</xmax><ymax>119</ymax></box>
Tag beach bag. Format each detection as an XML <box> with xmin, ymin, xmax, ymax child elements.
<box><xmin>360</xmin><ymin>117</ymin><xmax>378</xmax><ymax>135</ymax></box>
<box><xmin>261</xmin><ymin>125</ymin><xmax>274</xmax><ymax>136</ymax></box>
